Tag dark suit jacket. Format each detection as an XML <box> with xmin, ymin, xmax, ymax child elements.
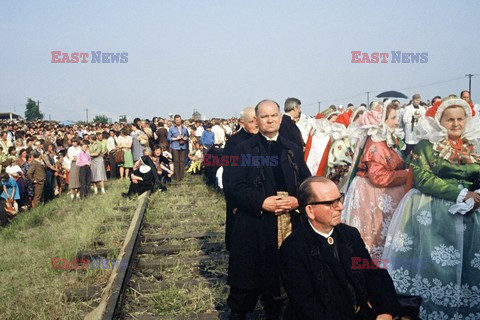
<box><xmin>27</xmin><ymin>159</ymin><xmax>46</xmax><ymax>183</ymax></box>
<box><xmin>279</xmin><ymin>114</ymin><xmax>304</xmax><ymax>149</ymax></box>
<box><xmin>280</xmin><ymin>221</ymin><xmax>400</xmax><ymax>320</ymax></box>
<box><xmin>221</xmin><ymin>128</ymin><xmax>253</xmax><ymax>250</ymax></box>
<box><xmin>227</xmin><ymin>133</ymin><xmax>311</xmax><ymax>294</ymax></box>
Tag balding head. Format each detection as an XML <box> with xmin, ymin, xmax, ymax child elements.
<box><xmin>298</xmin><ymin>177</ymin><xmax>343</xmax><ymax>233</ymax></box>
<box><xmin>239</xmin><ymin>107</ymin><xmax>258</xmax><ymax>135</ymax></box>
<box><xmin>255</xmin><ymin>99</ymin><xmax>282</xmax><ymax>138</ymax></box>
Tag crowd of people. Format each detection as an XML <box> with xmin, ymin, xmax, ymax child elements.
<box><xmin>0</xmin><ymin>115</ymin><xmax>238</xmax><ymax>224</ymax></box>
<box><xmin>1</xmin><ymin>89</ymin><xmax>478</xmax><ymax>319</ymax></box>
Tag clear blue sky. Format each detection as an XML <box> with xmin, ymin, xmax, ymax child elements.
<box><xmin>1</xmin><ymin>0</ymin><xmax>479</xmax><ymax>121</ymax></box>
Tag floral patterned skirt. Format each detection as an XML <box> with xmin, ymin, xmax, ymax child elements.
<box><xmin>342</xmin><ymin>175</ymin><xmax>406</xmax><ymax>260</ymax></box>
<box><xmin>382</xmin><ymin>188</ymin><xmax>480</xmax><ymax>319</ymax></box>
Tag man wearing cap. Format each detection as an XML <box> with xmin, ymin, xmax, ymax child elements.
<box><xmin>402</xmin><ymin>93</ymin><xmax>425</xmax><ymax>155</ymax></box>
<box><xmin>279</xmin><ymin>97</ymin><xmax>304</xmax><ymax>150</ymax></box>
<box><xmin>227</xmin><ymin>99</ymin><xmax>311</xmax><ymax>320</ymax></box>
<box><xmin>280</xmin><ymin>176</ymin><xmax>400</xmax><ymax>320</ymax></box>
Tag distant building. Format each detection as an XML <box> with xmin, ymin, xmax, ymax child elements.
<box><xmin>192</xmin><ymin>109</ymin><xmax>201</xmax><ymax>121</ymax></box>
<box><xmin>0</xmin><ymin>112</ymin><xmax>22</xmax><ymax>121</ymax></box>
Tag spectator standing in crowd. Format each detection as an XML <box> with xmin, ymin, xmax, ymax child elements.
<box><xmin>42</xmin><ymin>143</ymin><xmax>58</xmax><ymax>203</ymax></box>
<box><xmin>168</xmin><ymin>115</ymin><xmax>189</xmax><ymax>181</ymax></box>
<box><xmin>106</xmin><ymin>129</ymin><xmax>118</xmax><ymax>179</ymax></box>
<box><xmin>201</xmin><ymin>124</ymin><xmax>215</xmax><ymax>154</ymax></box>
<box><xmin>89</xmin><ymin>134</ymin><xmax>107</xmax><ymax>194</ymax></box>
<box><xmin>21</xmin><ymin>154</ymin><xmax>34</xmax><ymax>207</ymax></box>
<box><xmin>280</xmin><ymin>176</ymin><xmax>399</xmax><ymax>320</ymax></box>
<box><xmin>131</xmin><ymin>123</ymin><xmax>147</xmax><ymax>162</ymax></box>
<box><xmin>222</xmin><ymin>107</ymin><xmax>258</xmax><ymax>251</ymax></box>
<box><xmin>194</xmin><ymin>120</ymin><xmax>204</xmax><ymax>140</ymax></box>
<box><xmin>76</xmin><ymin>140</ymin><xmax>92</xmax><ymax>199</ymax></box>
<box><xmin>117</xmin><ymin>128</ymin><xmax>134</xmax><ymax>179</ymax></box>
<box><xmin>67</xmin><ymin>138</ymin><xmax>81</xmax><ymax>199</ymax></box>
<box><xmin>0</xmin><ymin>131</ymin><xmax>12</xmax><ymax>155</ymax></box>
<box><xmin>211</xmin><ymin>120</ymin><xmax>226</xmax><ymax>147</ymax></box>
<box><xmin>279</xmin><ymin>97</ymin><xmax>305</xmax><ymax>150</ymax></box>
<box><xmin>227</xmin><ymin>99</ymin><xmax>311</xmax><ymax>320</ymax></box>
<box><xmin>461</xmin><ymin>89</ymin><xmax>471</xmax><ymax>103</ymax></box>
<box><xmin>154</xmin><ymin>119</ymin><xmax>169</xmax><ymax>150</ymax></box>
<box><xmin>222</xmin><ymin>119</ymin><xmax>233</xmax><ymax>138</ymax></box>
<box><xmin>403</xmin><ymin>93</ymin><xmax>425</xmax><ymax>155</ymax></box>
<box><xmin>27</xmin><ymin>151</ymin><xmax>46</xmax><ymax>208</ymax></box>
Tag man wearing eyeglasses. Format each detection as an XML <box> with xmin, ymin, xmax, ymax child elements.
<box><xmin>227</xmin><ymin>99</ymin><xmax>311</xmax><ymax>320</ymax></box>
<box><xmin>280</xmin><ymin>176</ymin><xmax>399</xmax><ymax>320</ymax></box>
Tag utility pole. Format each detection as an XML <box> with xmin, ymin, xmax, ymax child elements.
<box><xmin>85</xmin><ymin>108</ymin><xmax>89</xmax><ymax>123</ymax></box>
<box><xmin>49</xmin><ymin>114</ymin><xmax>51</xmax><ymax>121</ymax></box>
<box><xmin>318</xmin><ymin>101</ymin><xmax>321</xmax><ymax>113</ymax></box>
<box><xmin>466</xmin><ymin>74</ymin><xmax>474</xmax><ymax>99</ymax></box>
<box><xmin>366</xmin><ymin>92</ymin><xmax>370</xmax><ymax>108</ymax></box>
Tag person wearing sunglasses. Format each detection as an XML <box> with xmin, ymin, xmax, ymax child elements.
<box><xmin>281</xmin><ymin>176</ymin><xmax>399</xmax><ymax>320</ymax></box>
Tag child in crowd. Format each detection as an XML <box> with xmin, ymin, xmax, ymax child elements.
<box><xmin>76</xmin><ymin>140</ymin><xmax>92</xmax><ymax>199</ymax></box>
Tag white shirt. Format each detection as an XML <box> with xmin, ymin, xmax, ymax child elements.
<box><xmin>212</xmin><ymin>125</ymin><xmax>225</xmax><ymax>146</ymax></box>
<box><xmin>195</xmin><ymin>126</ymin><xmax>204</xmax><ymax>137</ymax></box>
<box><xmin>261</xmin><ymin>132</ymin><xmax>279</xmax><ymax>142</ymax></box>
<box><xmin>106</xmin><ymin>136</ymin><xmax>117</xmax><ymax>152</ymax></box>
<box><xmin>67</xmin><ymin>146</ymin><xmax>81</xmax><ymax>161</ymax></box>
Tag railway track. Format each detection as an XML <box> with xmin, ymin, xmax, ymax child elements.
<box><xmin>86</xmin><ymin>175</ymin><xmax>230</xmax><ymax>320</ymax></box>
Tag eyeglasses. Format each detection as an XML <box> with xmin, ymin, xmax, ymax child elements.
<box><xmin>307</xmin><ymin>193</ymin><xmax>344</xmax><ymax>209</ymax></box>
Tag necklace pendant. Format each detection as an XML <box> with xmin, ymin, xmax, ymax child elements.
<box><xmin>327</xmin><ymin>237</ymin><xmax>334</xmax><ymax>245</ymax></box>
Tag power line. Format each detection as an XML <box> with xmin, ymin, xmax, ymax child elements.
<box><xmin>306</xmin><ymin>75</ymin><xmax>475</xmax><ymax>108</ymax></box>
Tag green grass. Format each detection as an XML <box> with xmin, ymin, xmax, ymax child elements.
<box><xmin>0</xmin><ymin>179</ymin><xmax>136</xmax><ymax>320</ymax></box>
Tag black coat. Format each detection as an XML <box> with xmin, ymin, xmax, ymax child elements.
<box><xmin>227</xmin><ymin>133</ymin><xmax>311</xmax><ymax>295</ymax></box>
<box><xmin>222</xmin><ymin>128</ymin><xmax>254</xmax><ymax>250</ymax></box>
<box><xmin>280</xmin><ymin>221</ymin><xmax>400</xmax><ymax>320</ymax></box>
<box><xmin>279</xmin><ymin>114</ymin><xmax>304</xmax><ymax>149</ymax></box>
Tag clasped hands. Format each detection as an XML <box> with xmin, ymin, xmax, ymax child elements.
<box><xmin>262</xmin><ymin>195</ymin><xmax>298</xmax><ymax>215</ymax></box>
<box><xmin>465</xmin><ymin>191</ymin><xmax>480</xmax><ymax>210</ymax></box>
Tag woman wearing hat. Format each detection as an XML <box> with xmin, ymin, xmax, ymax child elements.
<box><xmin>342</xmin><ymin>102</ymin><xmax>408</xmax><ymax>260</ymax></box>
<box><xmin>382</xmin><ymin>97</ymin><xmax>480</xmax><ymax>318</ymax></box>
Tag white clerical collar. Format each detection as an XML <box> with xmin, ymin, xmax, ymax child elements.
<box><xmin>308</xmin><ymin>220</ymin><xmax>334</xmax><ymax>238</ymax></box>
<box><xmin>261</xmin><ymin>132</ymin><xmax>279</xmax><ymax>142</ymax></box>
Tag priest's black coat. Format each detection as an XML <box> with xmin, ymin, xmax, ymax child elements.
<box><xmin>227</xmin><ymin>133</ymin><xmax>311</xmax><ymax>295</ymax></box>
<box><xmin>280</xmin><ymin>221</ymin><xmax>400</xmax><ymax>320</ymax></box>
<box><xmin>279</xmin><ymin>114</ymin><xmax>304</xmax><ymax>149</ymax></box>
<box><xmin>222</xmin><ymin>128</ymin><xmax>254</xmax><ymax>250</ymax></box>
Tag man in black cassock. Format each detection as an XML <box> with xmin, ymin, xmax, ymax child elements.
<box><xmin>278</xmin><ymin>97</ymin><xmax>304</xmax><ymax>150</ymax></box>
<box><xmin>280</xmin><ymin>176</ymin><xmax>399</xmax><ymax>320</ymax></box>
<box><xmin>222</xmin><ymin>106</ymin><xmax>258</xmax><ymax>251</ymax></box>
<box><xmin>227</xmin><ymin>99</ymin><xmax>311</xmax><ymax>320</ymax></box>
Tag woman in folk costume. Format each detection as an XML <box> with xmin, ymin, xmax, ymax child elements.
<box><xmin>303</xmin><ymin>113</ymin><xmax>333</xmax><ymax>176</ymax></box>
<box><xmin>325</xmin><ymin>109</ymin><xmax>355</xmax><ymax>189</ymax></box>
<box><xmin>347</xmin><ymin>106</ymin><xmax>367</xmax><ymax>149</ymax></box>
<box><xmin>382</xmin><ymin>97</ymin><xmax>480</xmax><ymax>319</ymax></box>
<box><xmin>342</xmin><ymin>102</ymin><xmax>407</xmax><ymax>260</ymax></box>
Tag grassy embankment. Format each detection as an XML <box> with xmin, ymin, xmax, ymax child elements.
<box><xmin>0</xmin><ymin>179</ymin><xmax>135</xmax><ymax>320</ymax></box>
